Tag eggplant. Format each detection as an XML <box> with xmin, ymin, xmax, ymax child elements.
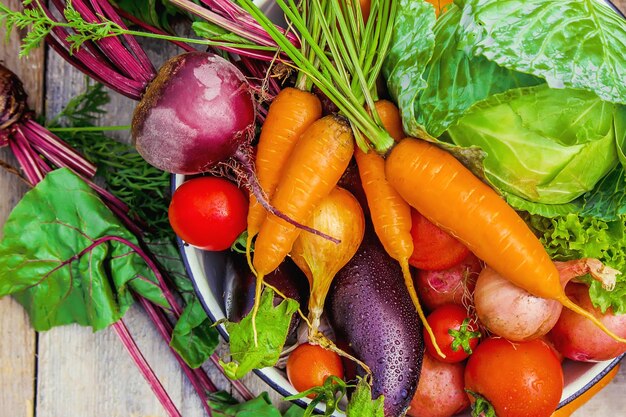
<box><xmin>328</xmin><ymin>233</ymin><xmax>424</xmax><ymax>417</ymax></box>
<box><xmin>224</xmin><ymin>254</ymin><xmax>309</xmax><ymax>338</ymax></box>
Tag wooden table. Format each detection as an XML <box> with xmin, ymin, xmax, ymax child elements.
<box><xmin>1</xmin><ymin>1</ymin><xmax>626</xmax><ymax>416</ymax></box>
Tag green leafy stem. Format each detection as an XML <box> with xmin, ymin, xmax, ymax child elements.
<box><xmin>0</xmin><ymin>1</ymin><xmax>278</xmax><ymax>57</ymax></box>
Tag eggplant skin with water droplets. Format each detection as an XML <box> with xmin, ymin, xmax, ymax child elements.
<box><xmin>328</xmin><ymin>232</ymin><xmax>425</xmax><ymax>417</ymax></box>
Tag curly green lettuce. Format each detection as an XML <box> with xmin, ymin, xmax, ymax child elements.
<box><xmin>527</xmin><ymin>213</ymin><xmax>626</xmax><ymax>314</ymax></box>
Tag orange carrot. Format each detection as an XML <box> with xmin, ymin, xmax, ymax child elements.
<box><xmin>253</xmin><ymin>114</ymin><xmax>354</xmax><ymax>275</ymax></box>
<box><xmin>355</xmin><ymin>100</ymin><xmax>445</xmax><ymax>358</ymax></box>
<box><xmin>246</xmin><ymin>88</ymin><xmax>322</xmax><ymax>266</ymax></box>
<box><xmin>250</xmin><ymin>115</ymin><xmax>354</xmax><ymax>343</ymax></box>
<box><xmin>385</xmin><ymin>137</ymin><xmax>626</xmax><ymax>344</ymax></box>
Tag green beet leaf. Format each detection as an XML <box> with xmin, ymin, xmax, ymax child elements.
<box><xmin>110</xmin><ymin>0</ymin><xmax>185</xmax><ymax>32</ymax></box>
<box><xmin>447</xmin><ymin>85</ymin><xmax>620</xmax><ymax>204</ymax></box>
<box><xmin>170</xmin><ymin>297</ymin><xmax>219</xmax><ymax>368</ymax></box>
<box><xmin>346</xmin><ymin>378</ymin><xmax>384</xmax><ymax>417</ymax></box>
<box><xmin>220</xmin><ymin>288</ymin><xmax>299</xmax><ymax>380</ymax></box>
<box><xmin>382</xmin><ymin>0</ymin><xmax>437</xmax><ymax>139</ymax></box>
<box><xmin>458</xmin><ymin>0</ymin><xmax>626</xmax><ymax>104</ymax></box>
<box><xmin>0</xmin><ymin>168</ymin><xmax>167</xmax><ymax>331</ymax></box>
<box><xmin>207</xmin><ymin>391</ymin><xmax>302</xmax><ymax>417</ymax></box>
<box><xmin>207</xmin><ymin>392</ymin><xmax>280</xmax><ymax>417</ymax></box>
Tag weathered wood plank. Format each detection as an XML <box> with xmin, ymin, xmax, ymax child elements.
<box><xmin>0</xmin><ymin>1</ymin><xmax>44</xmax><ymax>417</ymax></box>
<box><xmin>1</xmin><ymin>0</ymin><xmax>626</xmax><ymax>416</ymax></box>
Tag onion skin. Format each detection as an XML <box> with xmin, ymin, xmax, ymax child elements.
<box><xmin>0</xmin><ymin>64</ymin><xmax>28</xmax><ymax>132</ymax></box>
<box><xmin>132</xmin><ymin>51</ymin><xmax>255</xmax><ymax>174</ymax></box>
<box><xmin>549</xmin><ymin>283</ymin><xmax>626</xmax><ymax>362</ymax></box>
<box><xmin>474</xmin><ymin>260</ymin><xmax>621</xmax><ymax>342</ymax></box>
<box><xmin>474</xmin><ymin>266</ymin><xmax>562</xmax><ymax>341</ymax></box>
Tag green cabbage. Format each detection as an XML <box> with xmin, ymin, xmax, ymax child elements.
<box><xmin>446</xmin><ymin>85</ymin><xmax>622</xmax><ymax>204</ymax></box>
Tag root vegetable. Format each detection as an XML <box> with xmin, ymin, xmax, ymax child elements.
<box><xmin>549</xmin><ymin>283</ymin><xmax>626</xmax><ymax>362</ymax></box>
<box><xmin>416</xmin><ymin>252</ymin><xmax>481</xmax><ymax>312</ymax></box>
<box><xmin>290</xmin><ymin>187</ymin><xmax>365</xmax><ymax>336</ymax></box>
<box><xmin>132</xmin><ymin>52</ymin><xmax>256</xmax><ymax>175</ymax></box>
<box><xmin>407</xmin><ymin>352</ymin><xmax>469</xmax><ymax>417</ymax></box>
<box><xmin>474</xmin><ymin>259</ymin><xmax>620</xmax><ymax>341</ymax></box>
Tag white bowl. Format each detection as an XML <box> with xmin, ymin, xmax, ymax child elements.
<box><xmin>173</xmin><ymin>174</ymin><xmax>624</xmax><ymax>416</ymax></box>
<box><xmin>173</xmin><ymin>0</ymin><xmax>626</xmax><ymax>414</ymax></box>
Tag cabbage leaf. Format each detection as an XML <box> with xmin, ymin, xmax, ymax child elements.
<box><xmin>447</xmin><ymin>85</ymin><xmax>620</xmax><ymax>204</ymax></box>
<box><xmin>415</xmin><ymin>5</ymin><xmax>542</xmax><ymax>137</ymax></box>
<box><xmin>382</xmin><ymin>0</ymin><xmax>436</xmax><ymax>139</ymax></box>
<box><xmin>457</xmin><ymin>0</ymin><xmax>626</xmax><ymax>104</ymax></box>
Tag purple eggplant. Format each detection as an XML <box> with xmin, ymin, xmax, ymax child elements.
<box><xmin>224</xmin><ymin>254</ymin><xmax>309</xmax><ymax>338</ymax></box>
<box><xmin>328</xmin><ymin>233</ymin><xmax>424</xmax><ymax>417</ymax></box>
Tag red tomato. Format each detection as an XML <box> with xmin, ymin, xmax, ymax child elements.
<box><xmin>409</xmin><ymin>209</ymin><xmax>470</xmax><ymax>270</ymax></box>
<box><xmin>286</xmin><ymin>343</ymin><xmax>344</xmax><ymax>396</ymax></box>
<box><xmin>464</xmin><ymin>338</ymin><xmax>564</xmax><ymax>417</ymax></box>
<box><xmin>424</xmin><ymin>304</ymin><xmax>480</xmax><ymax>363</ymax></box>
<box><xmin>168</xmin><ymin>176</ymin><xmax>248</xmax><ymax>251</ymax></box>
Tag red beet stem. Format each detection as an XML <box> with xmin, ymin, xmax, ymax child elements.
<box><xmin>112</xmin><ymin>320</ymin><xmax>183</xmax><ymax>417</ymax></box>
<box><xmin>113</xmin><ymin>7</ymin><xmax>196</xmax><ymax>53</ymax></box>
<box><xmin>139</xmin><ymin>298</ymin><xmax>216</xmax><ymax>417</ymax></box>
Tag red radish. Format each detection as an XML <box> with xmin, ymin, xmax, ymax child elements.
<box><xmin>407</xmin><ymin>352</ymin><xmax>469</xmax><ymax>417</ymax></box>
<box><xmin>474</xmin><ymin>259</ymin><xmax>619</xmax><ymax>342</ymax></box>
<box><xmin>416</xmin><ymin>253</ymin><xmax>482</xmax><ymax>311</ymax></box>
<box><xmin>549</xmin><ymin>283</ymin><xmax>626</xmax><ymax>362</ymax></box>
<box><xmin>409</xmin><ymin>209</ymin><xmax>471</xmax><ymax>271</ymax></box>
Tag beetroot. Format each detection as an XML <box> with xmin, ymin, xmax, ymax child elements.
<box><xmin>328</xmin><ymin>233</ymin><xmax>425</xmax><ymax>417</ymax></box>
<box><xmin>132</xmin><ymin>51</ymin><xmax>256</xmax><ymax>174</ymax></box>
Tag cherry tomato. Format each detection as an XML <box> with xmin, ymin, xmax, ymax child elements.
<box><xmin>286</xmin><ymin>343</ymin><xmax>344</xmax><ymax>395</ymax></box>
<box><xmin>168</xmin><ymin>176</ymin><xmax>247</xmax><ymax>251</ymax></box>
<box><xmin>409</xmin><ymin>209</ymin><xmax>471</xmax><ymax>271</ymax></box>
<box><xmin>424</xmin><ymin>304</ymin><xmax>480</xmax><ymax>363</ymax></box>
<box><xmin>464</xmin><ymin>337</ymin><xmax>564</xmax><ymax>417</ymax></box>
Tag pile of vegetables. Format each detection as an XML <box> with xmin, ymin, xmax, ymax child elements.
<box><xmin>2</xmin><ymin>0</ymin><xmax>626</xmax><ymax>417</ymax></box>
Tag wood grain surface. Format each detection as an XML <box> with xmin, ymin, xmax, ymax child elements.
<box><xmin>1</xmin><ymin>1</ymin><xmax>625</xmax><ymax>417</ymax></box>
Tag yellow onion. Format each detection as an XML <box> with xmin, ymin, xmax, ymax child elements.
<box><xmin>290</xmin><ymin>187</ymin><xmax>365</xmax><ymax>335</ymax></box>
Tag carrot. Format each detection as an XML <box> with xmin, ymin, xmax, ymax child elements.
<box><xmin>385</xmin><ymin>137</ymin><xmax>626</xmax><ymax>344</ymax></box>
<box><xmin>355</xmin><ymin>100</ymin><xmax>446</xmax><ymax>358</ymax></box>
<box><xmin>250</xmin><ymin>114</ymin><xmax>354</xmax><ymax>343</ymax></box>
<box><xmin>245</xmin><ymin>87</ymin><xmax>322</xmax><ymax>268</ymax></box>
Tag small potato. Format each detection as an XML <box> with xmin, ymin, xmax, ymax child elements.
<box><xmin>407</xmin><ymin>352</ymin><xmax>469</xmax><ymax>417</ymax></box>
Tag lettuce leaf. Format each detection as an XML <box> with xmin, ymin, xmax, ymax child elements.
<box><xmin>457</xmin><ymin>0</ymin><xmax>626</xmax><ymax>104</ymax></box>
<box><xmin>527</xmin><ymin>213</ymin><xmax>626</xmax><ymax>314</ymax></box>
